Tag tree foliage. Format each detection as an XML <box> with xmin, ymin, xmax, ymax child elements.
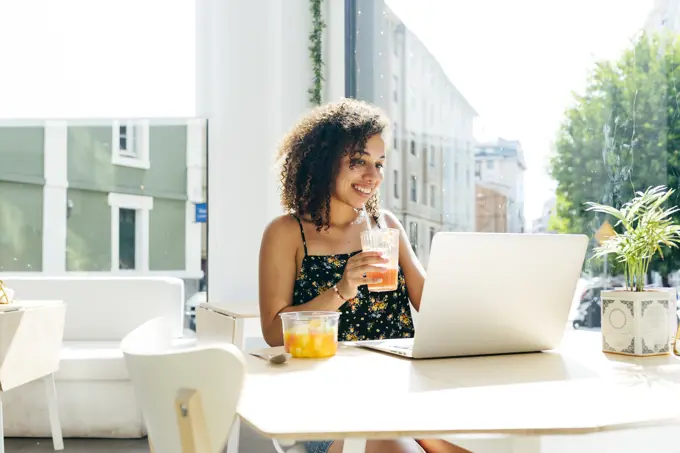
<box><xmin>550</xmin><ymin>31</ymin><xmax>680</xmax><ymax>281</ymax></box>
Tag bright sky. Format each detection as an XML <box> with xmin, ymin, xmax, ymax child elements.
<box><xmin>386</xmin><ymin>0</ymin><xmax>655</xmax><ymax>223</ymax></box>
<box><xmin>0</xmin><ymin>0</ymin><xmax>195</xmax><ymax>119</ymax></box>
<box><xmin>0</xmin><ymin>0</ymin><xmax>657</xmax><ymax>224</ymax></box>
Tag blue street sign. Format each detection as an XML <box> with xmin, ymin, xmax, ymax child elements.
<box><xmin>195</xmin><ymin>203</ymin><xmax>207</xmax><ymax>223</ymax></box>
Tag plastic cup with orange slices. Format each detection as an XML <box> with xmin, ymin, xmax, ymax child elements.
<box><xmin>279</xmin><ymin>311</ymin><xmax>340</xmax><ymax>358</ymax></box>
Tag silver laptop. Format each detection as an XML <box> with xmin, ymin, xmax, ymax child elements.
<box><xmin>357</xmin><ymin>232</ymin><xmax>589</xmax><ymax>359</ymax></box>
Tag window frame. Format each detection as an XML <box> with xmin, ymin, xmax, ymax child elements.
<box><xmin>112</xmin><ymin>120</ymin><xmax>151</xmax><ymax>170</ymax></box>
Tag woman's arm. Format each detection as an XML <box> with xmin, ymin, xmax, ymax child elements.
<box><xmin>382</xmin><ymin>211</ymin><xmax>426</xmax><ymax>311</ymax></box>
<box><xmin>258</xmin><ymin>216</ymin><xmax>347</xmax><ymax>347</ymax></box>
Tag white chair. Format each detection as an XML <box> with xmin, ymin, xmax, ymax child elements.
<box><xmin>196</xmin><ymin>306</ymin><xmax>307</xmax><ymax>453</ymax></box>
<box><xmin>121</xmin><ymin>318</ymin><xmax>245</xmax><ymax>453</ymax></box>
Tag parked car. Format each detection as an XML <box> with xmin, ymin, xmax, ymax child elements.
<box><xmin>185</xmin><ymin>290</ymin><xmax>206</xmax><ymax>331</ymax></box>
<box><xmin>572</xmin><ymin>286</ymin><xmax>607</xmax><ymax>329</ymax></box>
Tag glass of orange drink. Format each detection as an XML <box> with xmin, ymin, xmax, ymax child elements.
<box><xmin>280</xmin><ymin>311</ymin><xmax>340</xmax><ymax>358</ymax></box>
<box><xmin>360</xmin><ymin>228</ymin><xmax>400</xmax><ymax>292</ymax></box>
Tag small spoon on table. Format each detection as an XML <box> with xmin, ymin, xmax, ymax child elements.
<box><xmin>268</xmin><ymin>352</ymin><xmax>292</xmax><ymax>364</ymax></box>
<box><xmin>251</xmin><ymin>351</ymin><xmax>292</xmax><ymax>365</ymax></box>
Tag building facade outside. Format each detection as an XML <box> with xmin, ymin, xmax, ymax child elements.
<box><xmin>475</xmin><ymin>138</ymin><xmax>526</xmax><ymax>233</ymax></box>
<box><xmin>0</xmin><ymin>120</ymin><xmax>205</xmax><ymax>291</ymax></box>
<box><xmin>475</xmin><ymin>183</ymin><xmax>508</xmax><ymax>233</ymax></box>
<box><xmin>353</xmin><ymin>0</ymin><xmax>477</xmax><ymax>266</ymax></box>
<box><xmin>644</xmin><ymin>0</ymin><xmax>680</xmax><ymax>33</ymax></box>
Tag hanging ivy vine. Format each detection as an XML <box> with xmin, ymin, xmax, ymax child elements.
<box><xmin>308</xmin><ymin>0</ymin><xmax>326</xmax><ymax>105</ymax></box>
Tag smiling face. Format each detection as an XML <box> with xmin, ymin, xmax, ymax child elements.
<box><xmin>332</xmin><ymin>134</ymin><xmax>386</xmax><ymax>210</ymax></box>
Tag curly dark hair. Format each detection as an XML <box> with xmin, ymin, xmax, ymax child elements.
<box><xmin>278</xmin><ymin>98</ymin><xmax>390</xmax><ymax>231</ymax></box>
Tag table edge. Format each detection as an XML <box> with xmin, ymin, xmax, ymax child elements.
<box><xmin>238</xmin><ymin>415</ymin><xmax>680</xmax><ymax>441</ymax></box>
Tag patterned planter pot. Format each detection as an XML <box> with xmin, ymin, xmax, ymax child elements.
<box><xmin>601</xmin><ymin>288</ymin><xmax>677</xmax><ymax>356</ymax></box>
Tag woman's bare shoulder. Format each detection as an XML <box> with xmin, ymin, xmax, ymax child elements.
<box><xmin>381</xmin><ymin>210</ymin><xmax>405</xmax><ymax>230</ymax></box>
<box><xmin>262</xmin><ymin>214</ymin><xmax>302</xmax><ymax>245</ymax></box>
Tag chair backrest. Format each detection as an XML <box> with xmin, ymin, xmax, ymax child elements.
<box><xmin>3</xmin><ymin>276</ymin><xmax>185</xmax><ymax>340</ymax></box>
<box><xmin>122</xmin><ymin>318</ymin><xmax>246</xmax><ymax>453</ymax></box>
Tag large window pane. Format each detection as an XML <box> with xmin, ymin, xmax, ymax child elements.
<box><xmin>0</xmin><ymin>118</ymin><xmax>207</xmax><ymax>330</ymax></box>
<box><xmin>348</xmin><ymin>0</ymin><xmax>680</xmax><ymax>331</ymax></box>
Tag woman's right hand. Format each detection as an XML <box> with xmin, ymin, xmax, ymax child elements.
<box><xmin>336</xmin><ymin>251</ymin><xmax>388</xmax><ymax>300</ymax></box>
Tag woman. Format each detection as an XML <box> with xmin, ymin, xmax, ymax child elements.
<box><xmin>258</xmin><ymin>99</ymin><xmax>471</xmax><ymax>453</ymax></box>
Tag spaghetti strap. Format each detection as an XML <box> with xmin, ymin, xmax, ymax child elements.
<box><xmin>373</xmin><ymin>213</ymin><xmax>383</xmax><ymax>228</ymax></box>
<box><xmin>291</xmin><ymin>214</ymin><xmax>308</xmax><ymax>256</ymax></box>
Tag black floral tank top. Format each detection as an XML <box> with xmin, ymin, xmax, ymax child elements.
<box><xmin>291</xmin><ymin>215</ymin><xmax>415</xmax><ymax>342</ymax></box>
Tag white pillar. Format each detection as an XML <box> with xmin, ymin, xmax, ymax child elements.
<box><xmin>198</xmin><ymin>0</ymin><xmax>347</xmax><ymax>307</ymax></box>
<box><xmin>198</xmin><ymin>0</ymin><xmax>285</xmax><ymax>306</ymax></box>
<box><xmin>42</xmin><ymin>121</ymin><xmax>68</xmax><ymax>274</ymax></box>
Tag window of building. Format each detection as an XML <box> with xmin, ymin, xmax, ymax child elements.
<box><xmin>393</xmin><ymin>76</ymin><xmax>399</xmax><ymax>102</ymax></box>
<box><xmin>410</xmin><ymin>140</ymin><xmax>416</xmax><ymax>155</ymax></box>
<box><xmin>112</xmin><ymin>120</ymin><xmax>150</xmax><ymax>169</ymax></box>
<box><xmin>487</xmin><ymin>160</ymin><xmax>494</xmax><ymax>169</ymax></box>
<box><xmin>394</xmin><ymin>123</ymin><xmax>398</xmax><ymax>150</ymax></box>
<box><xmin>410</xmin><ymin>175</ymin><xmax>417</xmax><ymax>202</ymax></box>
<box><xmin>475</xmin><ymin>162</ymin><xmax>481</xmax><ymax>178</ymax></box>
<box><xmin>119</xmin><ymin>208</ymin><xmax>136</xmax><ymax>270</ymax></box>
<box><xmin>119</xmin><ymin>125</ymin><xmax>133</xmax><ymax>155</ymax></box>
<box><xmin>394</xmin><ymin>170</ymin><xmax>399</xmax><ymax>198</ymax></box>
<box><xmin>108</xmin><ymin>193</ymin><xmax>153</xmax><ymax>272</ymax></box>
<box><xmin>430</xmin><ymin>185</ymin><xmax>436</xmax><ymax>207</ymax></box>
<box><xmin>422</xmin><ymin>180</ymin><xmax>427</xmax><ymax>205</ymax></box>
<box><xmin>430</xmin><ymin>227</ymin><xmax>436</xmax><ymax>249</ymax></box>
<box><xmin>409</xmin><ymin>222</ymin><xmax>418</xmax><ymax>255</ymax></box>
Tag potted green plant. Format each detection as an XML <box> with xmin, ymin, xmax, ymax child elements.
<box><xmin>586</xmin><ymin>185</ymin><xmax>680</xmax><ymax>356</ymax></box>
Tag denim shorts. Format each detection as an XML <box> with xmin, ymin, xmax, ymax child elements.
<box><xmin>304</xmin><ymin>440</ymin><xmax>334</xmax><ymax>453</ymax></box>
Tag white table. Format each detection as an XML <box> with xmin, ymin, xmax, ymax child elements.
<box><xmin>0</xmin><ymin>300</ymin><xmax>66</xmax><ymax>453</ymax></box>
<box><xmin>238</xmin><ymin>330</ymin><xmax>680</xmax><ymax>453</ymax></box>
